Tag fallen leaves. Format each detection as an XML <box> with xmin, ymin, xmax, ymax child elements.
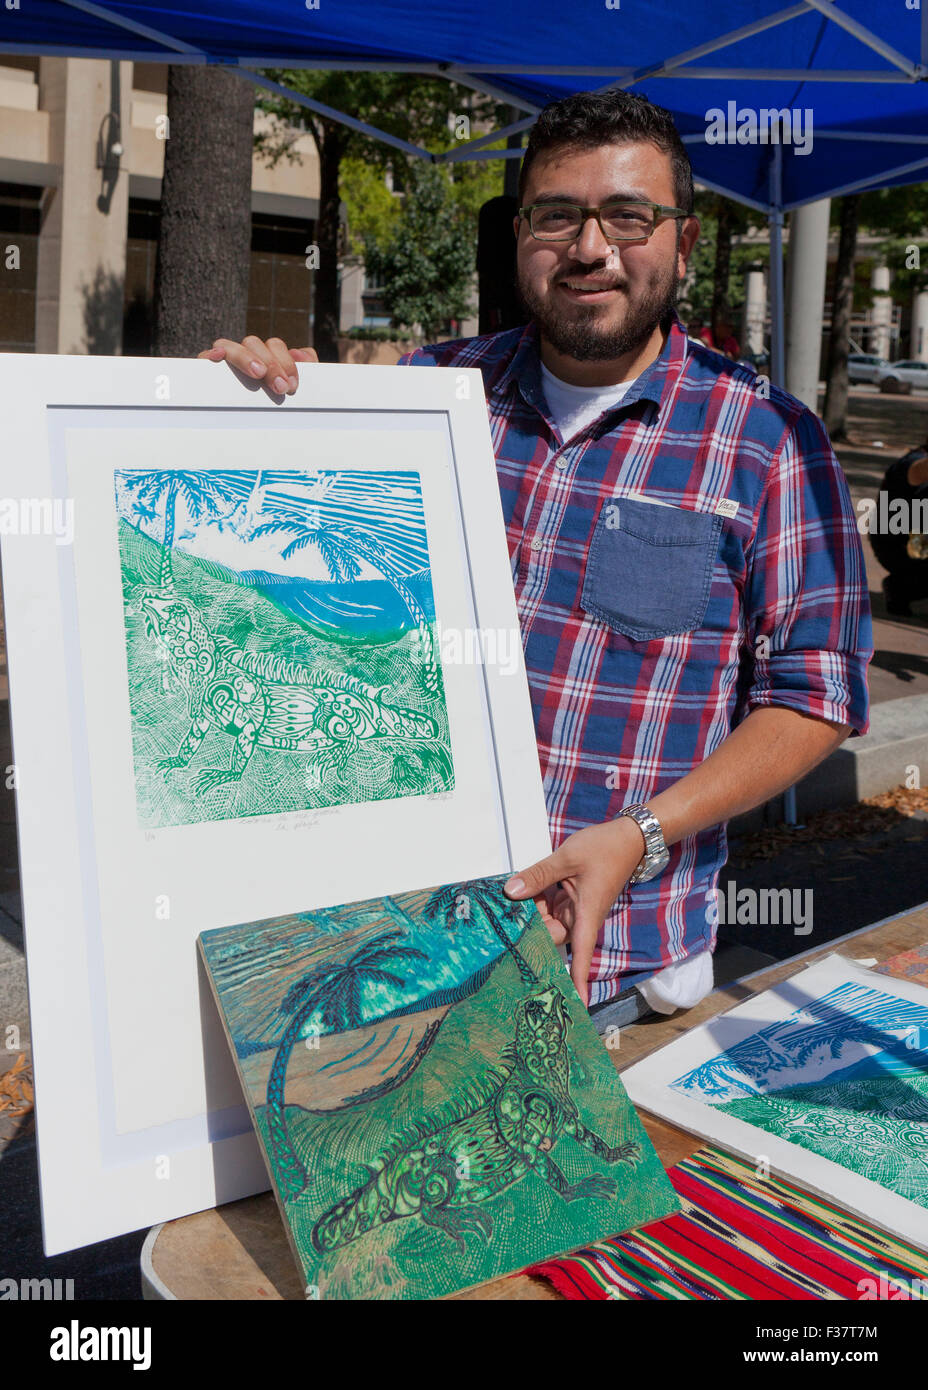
<box><xmin>0</xmin><ymin>1052</ymin><xmax>33</xmax><ymax>1117</ymax></box>
<box><xmin>730</xmin><ymin>783</ymin><xmax>928</xmax><ymax>863</ymax></box>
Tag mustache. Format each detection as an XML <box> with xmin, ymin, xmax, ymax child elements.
<box><xmin>556</xmin><ymin>268</ymin><xmax>628</xmax><ymax>289</ymax></box>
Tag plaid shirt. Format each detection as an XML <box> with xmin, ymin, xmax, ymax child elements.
<box><xmin>401</xmin><ymin>310</ymin><xmax>873</xmax><ymax>1006</ymax></box>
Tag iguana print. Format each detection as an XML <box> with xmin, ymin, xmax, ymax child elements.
<box><xmin>310</xmin><ymin>986</ymin><xmax>641</xmax><ymax>1254</ymax></box>
<box><xmin>137</xmin><ymin>587</ymin><xmax>443</xmax><ymax>795</ymax></box>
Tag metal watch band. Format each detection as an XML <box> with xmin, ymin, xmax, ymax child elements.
<box><xmin>619</xmin><ymin>803</ymin><xmax>670</xmax><ymax>884</ymax></box>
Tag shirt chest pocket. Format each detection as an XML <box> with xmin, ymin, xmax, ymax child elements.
<box><xmin>580</xmin><ymin>495</ymin><xmax>724</xmax><ymax>640</ymax></box>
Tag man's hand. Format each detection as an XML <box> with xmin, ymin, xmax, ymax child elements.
<box><xmin>503</xmin><ymin>817</ymin><xmax>646</xmax><ymax>1008</ymax></box>
<box><xmin>197</xmin><ymin>336</ymin><xmax>317</xmax><ymax>397</ymax></box>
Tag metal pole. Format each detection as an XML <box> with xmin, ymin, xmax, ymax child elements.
<box><xmin>767</xmin><ymin>145</ymin><xmax>799</xmax><ymax>827</ymax></box>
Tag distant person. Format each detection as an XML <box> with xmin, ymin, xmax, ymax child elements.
<box><xmin>688</xmin><ymin>314</ymin><xmax>740</xmax><ymax>360</ymax></box>
<box><xmin>869</xmin><ymin>440</ymin><xmax>928</xmax><ymax>616</ymax></box>
<box><xmin>711</xmin><ymin>316</ymin><xmax>740</xmax><ymax>360</ymax></box>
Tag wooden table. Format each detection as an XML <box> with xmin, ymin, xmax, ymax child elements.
<box><xmin>142</xmin><ymin>904</ymin><xmax>928</xmax><ymax>1301</ymax></box>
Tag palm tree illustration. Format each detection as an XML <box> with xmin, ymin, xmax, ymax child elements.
<box><xmin>122</xmin><ymin>470</ymin><xmax>236</xmax><ymax>587</ymax></box>
<box><xmin>265</xmin><ymin>929</ymin><xmax>428</xmax><ymax>1200</ymax></box>
<box><xmin>251</xmin><ymin>513</ymin><xmax>440</xmax><ymax>694</ymax></box>
<box><xmin>423</xmin><ymin>881</ymin><xmax>538</xmax><ymax>987</ymax></box>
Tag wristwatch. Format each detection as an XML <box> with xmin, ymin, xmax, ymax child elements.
<box><xmin>619</xmin><ymin>804</ymin><xmax>670</xmax><ymax>883</ymax></box>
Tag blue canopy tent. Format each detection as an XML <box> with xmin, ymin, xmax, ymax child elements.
<box><xmin>3</xmin><ymin>0</ymin><xmax>928</xmax><ymax>379</ymax></box>
<box><xmin>4</xmin><ymin>1</ymin><xmax>926</xmax><ymax>823</ymax></box>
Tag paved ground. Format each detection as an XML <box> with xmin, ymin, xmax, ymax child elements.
<box><xmin>1</xmin><ymin>382</ymin><xmax>927</xmax><ymax>1299</ymax></box>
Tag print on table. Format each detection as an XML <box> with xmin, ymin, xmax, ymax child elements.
<box><xmin>199</xmin><ymin>875</ymin><xmax>679</xmax><ymax>1300</ymax></box>
<box><xmin>670</xmin><ymin>981</ymin><xmax>928</xmax><ymax>1207</ymax></box>
<box><xmin>114</xmin><ymin>468</ymin><xmax>451</xmax><ymax>828</ymax></box>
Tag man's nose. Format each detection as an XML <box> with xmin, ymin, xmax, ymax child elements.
<box><xmin>571</xmin><ymin>214</ymin><xmax>619</xmax><ymax>263</ymax></box>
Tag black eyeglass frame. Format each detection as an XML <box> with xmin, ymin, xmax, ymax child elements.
<box><xmin>518</xmin><ymin>199</ymin><xmax>690</xmax><ymax>242</ymax></box>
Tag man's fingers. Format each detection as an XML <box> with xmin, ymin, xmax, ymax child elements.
<box><xmin>567</xmin><ymin>910</ymin><xmax>599</xmax><ymax>1009</ymax></box>
<box><xmin>199</xmin><ymin>337</ymin><xmax>313</xmax><ymax>396</ymax></box>
<box><xmin>504</xmin><ymin>851</ymin><xmax>566</xmax><ymax>902</ymax></box>
<box><xmin>242</xmin><ymin>336</ymin><xmax>296</xmax><ymax>394</ymax></box>
<box><xmin>531</xmin><ymin>894</ymin><xmax>568</xmax><ymax>947</ymax></box>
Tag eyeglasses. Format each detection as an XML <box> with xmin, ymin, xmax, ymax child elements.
<box><xmin>519</xmin><ymin>200</ymin><xmax>688</xmax><ymax>242</ymax></box>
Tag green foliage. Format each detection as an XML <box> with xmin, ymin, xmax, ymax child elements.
<box><xmin>678</xmin><ymin>191</ymin><xmax>768</xmax><ymax>325</ymax></box>
<box><xmin>340</xmin><ymin>156</ymin><xmax>402</xmax><ymax>255</ymax></box>
<box><xmin>363</xmin><ymin>163</ymin><xmax>477</xmax><ymax>341</ymax></box>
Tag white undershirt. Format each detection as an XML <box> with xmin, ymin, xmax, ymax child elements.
<box><xmin>540</xmin><ymin>362</ymin><xmax>636</xmax><ymax>441</ymax></box>
<box><xmin>540</xmin><ymin>362</ymin><xmax>714</xmax><ymax>1014</ymax></box>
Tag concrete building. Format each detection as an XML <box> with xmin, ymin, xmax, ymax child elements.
<box><xmin>0</xmin><ymin>56</ymin><xmax>335</xmax><ymax>354</ymax></box>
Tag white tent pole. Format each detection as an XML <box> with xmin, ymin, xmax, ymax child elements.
<box><xmin>601</xmin><ymin>2</ymin><xmax>809</xmax><ymax>89</ymax></box>
<box><xmin>54</xmin><ymin>0</ymin><xmax>204</xmax><ymax>53</ymax></box>
<box><xmin>435</xmin><ymin>113</ymin><xmax>537</xmax><ymax>163</ymax></box>
<box><xmin>765</xmin><ymin>143</ymin><xmax>798</xmax><ymax>825</ymax></box>
<box><xmin>645</xmin><ymin>67</ymin><xmax>913</xmax><ymax>82</ymax></box>
<box><xmin>812</xmin><ymin>131</ymin><xmax>928</xmax><ymax>143</ymax></box>
<box><xmin>237</xmin><ymin>69</ymin><xmax>435</xmax><ymax>161</ymax></box>
<box><xmin>802</xmin><ymin>0</ymin><xmax>920</xmax><ymax>77</ymax></box>
<box><xmin>768</xmin><ymin>148</ymin><xmax>786</xmax><ymax>391</ymax></box>
<box><xmin>783</xmin><ymin>152</ymin><xmax>928</xmax><ymax>208</ymax></box>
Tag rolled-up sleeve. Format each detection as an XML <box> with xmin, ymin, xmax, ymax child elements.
<box><xmin>742</xmin><ymin>405</ymin><xmax>873</xmax><ymax>737</ymax></box>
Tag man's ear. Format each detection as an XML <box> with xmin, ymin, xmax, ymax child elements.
<box><xmin>677</xmin><ymin>214</ymin><xmax>700</xmax><ymax>276</ymax></box>
<box><xmin>512</xmin><ymin>214</ymin><xmax>520</xmax><ymax>240</ymax></box>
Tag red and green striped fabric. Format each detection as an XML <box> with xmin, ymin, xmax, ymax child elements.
<box><xmin>528</xmin><ymin>1148</ymin><xmax>928</xmax><ymax>1300</ymax></box>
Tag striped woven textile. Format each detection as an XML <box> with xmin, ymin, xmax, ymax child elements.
<box><xmin>527</xmin><ymin>1148</ymin><xmax>928</xmax><ymax>1300</ymax></box>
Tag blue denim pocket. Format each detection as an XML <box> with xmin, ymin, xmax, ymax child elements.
<box><xmin>581</xmin><ymin>496</ymin><xmax>723</xmax><ymax>640</ymax></box>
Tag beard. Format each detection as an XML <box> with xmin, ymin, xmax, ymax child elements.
<box><xmin>517</xmin><ymin>256</ymin><xmax>681</xmax><ymax>362</ymax></box>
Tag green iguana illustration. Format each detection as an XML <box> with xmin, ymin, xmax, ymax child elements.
<box><xmin>310</xmin><ymin>986</ymin><xmax>641</xmax><ymax>1254</ymax></box>
<box><xmin>136</xmin><ymin>588</ymin><xmax>442</xmax><ymax>795</ymax></box>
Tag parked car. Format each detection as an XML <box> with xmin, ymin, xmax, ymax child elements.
<box><xmin>847</xmin><ymin>352</ymin><xmax>887</xmax><ymax>384</ymax></box>
<box><xmin>876</xmin><ymin>360</ymin><xmax>928</xmax><ymax>394</ymax></box>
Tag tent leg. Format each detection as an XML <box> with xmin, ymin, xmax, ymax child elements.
<box><xmin>766</xmin><ymin>147</ymin><xmax>801</xmax><ymax>828</ymax></box>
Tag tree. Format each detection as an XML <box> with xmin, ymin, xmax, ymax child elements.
<box><xmin>264</xmin><ymin>929</ymin><xmax>428</xmax><ymax>1198</ymax></box>
<box><xmin>823</xmin><ymin>195</ymin><xmax>861</xmax><ymax>442</ymax></box>
<box><xmin>121</xmin><ymin>469</ymin><xmax>233</xmax><ymax>586</ymax></box>
<box><xmin>251</xmin><ymin>511</ymin><xmax>439</xmax><ymax>692</ymax></box>
<box><xmin>682</xmin><ymin>191</ymin><xmax>767</xmax><ymax>336</ymax></box>
<box><xmin>364</xmin><ymin>163</ymin><xmax>476</xmax><ymax>342</ymax></box>
<box><xmin>153</xmin><ymin>67</ymin><xmax>255</xmax><ymax>355</ymax></box>
<box><xmin>254</xmin><ymin>73</ymin><xmax>503</xmax><ymax>361</ymax></box>
<box><xmin>422</xmin><ymin>880</ymin><xmax>538</xmax><ymax>987</ymax></box>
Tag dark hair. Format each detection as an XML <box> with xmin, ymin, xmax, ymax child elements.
<box><xmin>518</xmin><ymin>90</ymin><xmax>694</xmax><ymax>216</ymax></box>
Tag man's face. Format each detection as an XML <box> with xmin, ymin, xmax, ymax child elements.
<box><xmin>514</xmin><ymin>141</ymin><xmax>699</xmax><ymax>363</ymax></box>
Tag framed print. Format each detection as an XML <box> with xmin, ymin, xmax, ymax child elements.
<box><xmin>0</xmin><ymin>355</ymin><xmax>551</xmax><ymax>1253</ymax></box>
<box><xmin>622</xmin><ymin>955</ymin><xmax>928</xmax><ymax>1250</ymax></box>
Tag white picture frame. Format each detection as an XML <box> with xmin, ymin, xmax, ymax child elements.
<box><xmin>622</xmin><ymin>955</ymin><xmax>928</xmax><ymax>1250</ymax></box>
<box><xmin>0</xmin><ymin>355</ymin><xmax>551</xmax><ymax>1255</ymax></box>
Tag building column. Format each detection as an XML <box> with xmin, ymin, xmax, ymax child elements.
<box><xmin>785</xmin><ymin>198</ymin><xmax>830</xmax><ymax>411</ymax></box>
<box><xmin>741</xmin><ymin>262</ymin><xmax>766</xmax><ymax>356</ymax></box>
<box><xmin>912</xmin><ymin>289</ymin><xmax>928</xmax><ymax>363</ymax></box>
<box><xmin>35</xmin><ymin>57</ymin><xmax>132</xmax><ymax>354</ymax></box>
<box><xmin>869</xmin><ymin>264</ymin><xmax>892</xmax><ymax>362</ymax></box>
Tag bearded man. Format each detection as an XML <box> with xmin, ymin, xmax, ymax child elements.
<box><xmin>202</xmin><ymin>90</ymin><xmax>872</xmax><ymax>1017</ymax></box>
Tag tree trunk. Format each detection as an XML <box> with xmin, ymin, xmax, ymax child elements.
<box><xmin>823</xmin><ymin>195</ymin><xmax>860</xmax><ymax>442</ymax></box>
<box><xmin>312</xmin><ymin>122</ymin><xmax>343</xmax><ymax>362</ymax></box>
<box><xmin>153</xmin><ymin>67</ymin><xmax>254</xmax><ymax>356</ymax></box>
<box><xmin>711</xmin><ymin>197</ymin><xmax>733</xmax><ymax>327</ymax></box>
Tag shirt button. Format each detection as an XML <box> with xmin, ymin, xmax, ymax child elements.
<box><xmin>529</xmin><ymin>538</ymin><xmax>543</xmax><ymax>552</ymax></box>
<box><xmin>555</xmin><ymin>458</ymin><xmax>569</xmax><ymax>471</ymax></box>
